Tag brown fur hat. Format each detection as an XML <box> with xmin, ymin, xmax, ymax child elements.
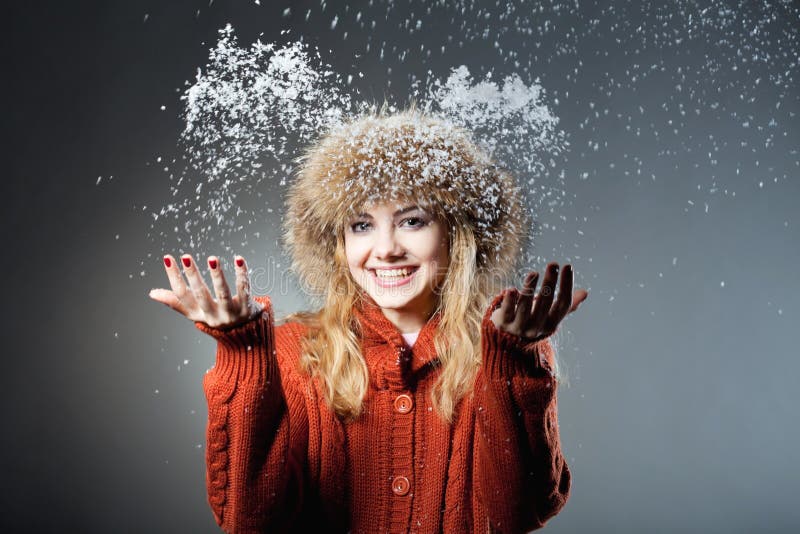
<box><xmin>283</xmin><ymin>109</ymin><xmax>527</xmax><ymax>299</ymax></box>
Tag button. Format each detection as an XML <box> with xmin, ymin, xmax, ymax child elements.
<box><xmin>394</xmin><ymin>394</ymin><xmax>414</xmax><ymax>414</ymax></box>
<box><xmin>391</xmin><ymin>476</ymin><xmax>410</xmax><ymax>496</ymax></box>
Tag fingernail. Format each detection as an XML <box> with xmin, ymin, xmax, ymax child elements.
<box><xmin>182</xmin><ymin>257</ymin><xmax>191</xmax><ymax>268</ymax></box>
<box><xmin>235</xmin><ymin>257</ymin><xmax>244</xmax><ymax>268</ymax></box>
<box><xmin>208</xmin><ymin>258</ymin><xmax>218</xmax><ymax>270</ymax></box>
<box><xmin>163</xmin><ymin>257</ymin><xmax>171</xmax><ymax>268</ymax></box>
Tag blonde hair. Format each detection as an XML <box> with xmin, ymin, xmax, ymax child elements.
<box><xmin>285</xmin><ymin>220</ymin><xmax>497</xmax><ymax>423</ymax></box>
<box><xmin>283</xmin><ymin>110</ymin><xmax>527</xmax><ymax>422</ymax></box>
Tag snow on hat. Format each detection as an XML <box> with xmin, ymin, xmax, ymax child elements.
<box><xmin>284</xmin><ymin>109</ymin><xmax>526</xmax><ymax>298</ymax></box>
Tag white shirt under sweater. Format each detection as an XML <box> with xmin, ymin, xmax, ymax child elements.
<box><xmin>401</xmin><ymin>331</ymin><xmax>419</xmax><ymax>348</ymax></box>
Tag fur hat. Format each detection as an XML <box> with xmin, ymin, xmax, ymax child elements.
<box><xmin>284</xmin><ymin>109</ymin><xmax>527</xmax><ymax>300</ymax></box>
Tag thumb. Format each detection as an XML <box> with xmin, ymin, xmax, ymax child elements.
<box><xmin>149</xmin><ymin>288</ymin><xmax>188</xmax><ymax>315</ymax></box>
<box><xmin>568</xmin><ymin>289</ymin><xmax>589</xmax><ymax>314</ymax></box>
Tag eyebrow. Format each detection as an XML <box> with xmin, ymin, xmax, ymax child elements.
<box><xmin>355</xmin><ymin>205</ymin><xmax>424</xmax><ymax>219</ymax></box>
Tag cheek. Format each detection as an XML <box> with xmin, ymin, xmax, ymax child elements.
<box><xmin>421</xmin><ymin>228</ymin><xmax>449</xmax><ymax>269</ymax></box>
<box><xmin>344</xmin><ymin>236</ymin><xmax>371</xmax><ymax>272</ymax></box>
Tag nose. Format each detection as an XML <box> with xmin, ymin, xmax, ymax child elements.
<box><xmin>372</xmin><ymin>225</ymin><xmax>405</xmax><ymax>260</ymax></box>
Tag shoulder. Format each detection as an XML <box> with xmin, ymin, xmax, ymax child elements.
<box><xmin>274</xmin><ymin>320</ymin><xmax>309</xmax><ymax>349</ymax></box>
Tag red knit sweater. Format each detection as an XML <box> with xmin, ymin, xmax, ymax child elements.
<box><xmin>195</xmin><ymin>295</ymin><xmax>571</xmax><ymax>533</ymax></box>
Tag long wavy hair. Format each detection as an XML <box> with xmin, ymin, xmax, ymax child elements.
<box><xmin>283</xmin><ymin>110</ymin><xmax>528</xmax><ymax>423</ymax></box>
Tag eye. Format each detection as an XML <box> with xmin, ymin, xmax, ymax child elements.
<box><xmin>350</xmin><ymin>221</ymin><xmax>372</xmax><ymax>233</ymax></box>
<box><xmin>400</xmin><ymin>216</ymin><xmax>427</xmax><ymax>229</ymax></box>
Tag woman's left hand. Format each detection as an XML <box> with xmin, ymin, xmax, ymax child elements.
<box><xmin>490</xmin><ymin>262</ymin><xmax>588</xmax><ymax>342</ymax></box>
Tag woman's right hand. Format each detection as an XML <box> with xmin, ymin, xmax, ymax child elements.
<box><xmin>149</xmin><ymin>254</ymin><xmax>264</xmax><ymax>329</ymax></box>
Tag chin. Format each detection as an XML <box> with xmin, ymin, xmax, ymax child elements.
<box><xmin>367</xmin><ymin>291</ymin><xmax>422</xmax><ymax>311</ymax></box>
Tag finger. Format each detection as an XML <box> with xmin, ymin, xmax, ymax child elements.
<box><xmin>500</xmin><ymin>288</ymin><xmax>519</xmax><ymax>325</ymax></box>
<box><xmin>553</xmin><ymin>264</ymin><xmax>575</xmax><ymax>321</ymax></box>
<box><xmin>180</xmin><ymin>254</ymin><xmax>216</xmax><ymax>316</ymax></box>
<box><xmin>233</xmin><ymin>255</ymin><xmax>253</xmax><ymax>316</ymax></box>
<box><xmin>511</xmin><ymin>272</ymin><xmax>538</xmax><ymax>330</ymax></box>
<box><xmin>527</xmin><ymin>263</ymin><xmax>558</xmax><ymax>335</ymax></box>
<box><xmin>543</xmin><ymin>264</ymin><xmax>574</xmax><ymax>333</ymax></box>
<box><xmin>163</xmin><ymin>254</ymin><xmax>192</xmax><ymax>305</ymax></box>
<box><xmin>148</xmin><ymin>288</ymin><xmax>191</xmax><ymax>316</ymax></box>
<box><xmin>207</xmin><ymin>256</ymin><xmax>234</xmax><ymax>312</ymax></box>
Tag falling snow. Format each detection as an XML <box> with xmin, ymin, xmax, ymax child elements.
<box><xmin>141</xmin><ymin>0</ymin><xmax>795</xmax><ymax>325</ymax></box>
<box><xmin>150</xmin><ymin>23</ymin><xmax>567</xmax><ymax>260</ymax></box>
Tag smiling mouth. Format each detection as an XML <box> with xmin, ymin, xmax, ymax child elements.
<box><xmin>369</xmin><ymin>267</ymin><xmax>418</xmax><ymax>281</ymax></box>
<box><xmin>369</xmin><ymin>266</ymin><xmax>419</xmax><ymax>282</ymax></box>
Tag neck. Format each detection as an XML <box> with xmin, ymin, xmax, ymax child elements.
<box><xmin>379</xmin><ymin>300</ymin><xmax>437</xmax><ymax>333</ymax></box>
<box><xmin>380</xmin><ymin>309</ymin><xmax>426</xmax><ymax>333</ymax></box>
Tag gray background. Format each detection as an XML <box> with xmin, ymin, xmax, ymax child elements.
<box><xmin>2</xmin><ymin>1</ymin><xmax>798</xmax><ymax>532</ymax></box>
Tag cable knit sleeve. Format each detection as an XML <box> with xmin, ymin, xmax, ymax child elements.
<box><xmin>195</xmin><ymin>295</ymin><xmax>307</xmax><ymax>533</ymax></box>
<box><xmin>473</xmin><ymin>295</ymin><xmax>572</xmax><ymax>533</ymax></box>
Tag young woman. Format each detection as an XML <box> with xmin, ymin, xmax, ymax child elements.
<box><xmin>149</xmin><ymin>111</ymin><xmax>588</xmax><ymax>533</ymax></box>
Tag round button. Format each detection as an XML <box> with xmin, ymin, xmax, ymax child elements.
<box><xmin>394</xmin><ymin>394</ymin><xmax>414</xmax><ymax>414</ymax></box>
<box><xmin>391</xmin><ymin>476</ymin><xmax>410</xmax><ymax>496</ymax></box>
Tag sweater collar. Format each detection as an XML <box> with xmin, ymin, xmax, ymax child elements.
<box><xmin>353</xmin><ymin>296</ymin><xmax>442</xmax><ymax>379</ymax></box>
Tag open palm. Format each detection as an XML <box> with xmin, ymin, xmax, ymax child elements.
<box><xmin>148</xmin><ymin>253</ymin><xmax>263</xmax><ymax>329</ymax></box>
<box><xmin>490</xmin><ymin>262</ymin><xmax>588</xmax><ymax>342</ymax></box>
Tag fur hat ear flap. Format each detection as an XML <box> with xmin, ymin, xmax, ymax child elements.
<box><xmin>283</xmin><ymin>109</ymin><xmax>527</xmax><ymax>302</ymax></box>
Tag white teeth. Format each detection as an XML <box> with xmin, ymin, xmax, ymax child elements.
<box><xmin>375</xmin><ymin>268</ymin><xmax>413</xmax><ymax>278</ymax></box>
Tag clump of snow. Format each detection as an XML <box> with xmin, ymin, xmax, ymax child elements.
<box><xmin>180</xmin><ymin>25</ymin><xmax>353</xmax><ymax>184</ymax></box>
<box><xmin>151</xmin><ymin>25</ymin><xmax>565</xmax><ymax>258</ymax></box>
<box><xmin>422</xmin><ymin>65</ymin><xmax>565</xmax><ymax>198</ymax></box>
<box><xmin>153</xmin><ymin>25</ymin><xmax>359</xmax><ymax>252</ymax></box>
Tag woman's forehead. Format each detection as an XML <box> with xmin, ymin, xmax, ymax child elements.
<box><xmin>348</xmin><ymin>198</ymin><xmax>436</xmax><ymax>217</ymax></box>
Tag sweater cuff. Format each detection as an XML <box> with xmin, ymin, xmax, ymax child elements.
<box><xmin>194</xmin><ymin>296</ymin><xmax>275</xmax><ymax>385</ymax></box>
<box><xmin>481</xmin><ymin>294</ymin><xmax>555</xmax><ymax>379</ymax></box>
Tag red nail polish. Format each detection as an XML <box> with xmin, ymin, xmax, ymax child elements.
<box><xmin>235</xmin><ymin>258</ymin><xmax>244</xmax><ymax>268</ymax></box>
<box><xmin>208</xmin><ymin>258</ymin><xmax>218</xmax><ymax>270</ymax></box>
<box><xmin>163</xmin><ymin>257</ymin><xmax>171</xmax><ymax>268</ymax></box>
<box><xmin>182</xmin><ymin>257</ymin><xmax>191</xmax><ymax>268</ymax></box>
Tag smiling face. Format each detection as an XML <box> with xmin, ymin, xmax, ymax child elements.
<box><xmin>344</xmin><ymin>201</ymin><xmax>450</xmax><ymax>332</ymax></box>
